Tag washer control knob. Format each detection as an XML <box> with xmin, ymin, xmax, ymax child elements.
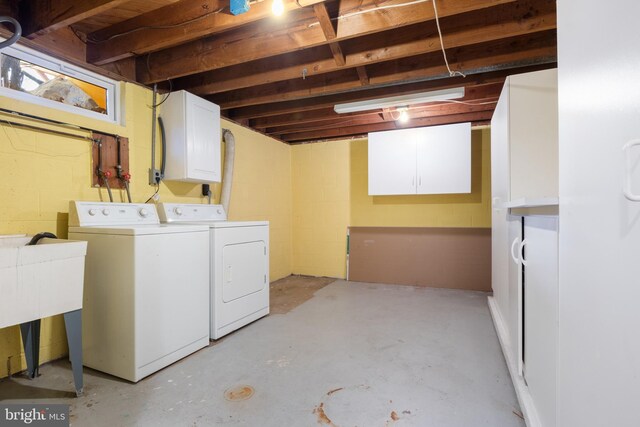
<box><xmin>88</xmin><ymin>209</ymin><xmax>97</xmax><ymax>216</ymax></box>
<box><xmin>174</xmin><ymin>207</ymin><xmax>183</xmax><ymax>216</ymax></box>
<box><xmin>139</xmin><ymin>208</ymin><xmax>149</xmax><ymax>218</ymax></box>
<box><xmin>217</xmin><ymin>209</ymin><xmax>222</xmax><ymax>215</ymax></box>
<box><xmin>102</xmin><ymin>208</ymin><xmax>110</xmax><ymax>216</ymax></box>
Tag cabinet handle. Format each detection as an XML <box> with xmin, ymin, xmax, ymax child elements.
<box><xmin>412</xmin><ymin>176</ymin><xmax>415</xmax><ymax>187</ymax></box>
<box><xmin>519</xmin><ymin>239</ymin><xmax>528</xmax><ymax>266</ymax></box>
<box><xmin>510</xmin><ymin>237</ymin><xmax>521</xmax><ymax>264</ymax></box>
<box><xmin>623</xmin><ymin>139</ymin><xmax>640</xmax><ymax>201</ymax></box>
<box><xmin>418</xmin><ymin>176</ymin><xmax>422</xmax><ymax>186</ymax></box>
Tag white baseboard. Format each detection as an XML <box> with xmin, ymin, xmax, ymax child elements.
<box><xmin>487</xmin><ymin>296</ymin><xmax>542</xmax><ymax>427</ymax></box>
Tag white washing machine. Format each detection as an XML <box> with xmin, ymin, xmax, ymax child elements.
<box><xmin>68</xmin><ymin>201</ymin><xmax>210</xmax><ymax>382</ymax></box>
<box><xmin>157</xmin><ymin>203</ymin><xmax>269</xmax><ymax>339</ymax></box>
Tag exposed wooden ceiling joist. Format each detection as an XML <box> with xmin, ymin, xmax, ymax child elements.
<box><xmin>281</xmin><ymin>110</ymin><xmax>495</xmax><ymax>142</ymax></box>
<box><xmin>20</xmin><ymin>0</ymin><xmax>128</xmax><ymax>38</ymax></box>
<box><xmin>226</xmin><ymin>68</ymin><xmax>520</xmax><ymax>120</ymax></box>
<box><xmin>267</xmin><ymin>97</ymin><xmax>499</xmax><ymax>137</ymax></box>
<box><xmin>86</xmin><ymin>0</ymin><xmax>308</xmax><ymax>65</ymax></box>
<box><xmin>212</xmin><ymin>37</ymin><xmax>555</xmax><ymax>110</ymax></box>
<box><xmin>251</xmin><ymin>82</ymin><xmax>504</xmax><ymax>130</ymax></box>
<box><xmin>11</xmin><ymin>0</ymin><xmax>556</xmax><ymax>143</ymax></box>
<box><xmin>313</xmin><ymin>2</ymin><xmax>345</xmax><ymax>65</ymax></box>
<box><xmin>173</xmin><ymin>0</ymin><xmax>554</xmax><ymax>96</ymax></box>
<box><xmin>356</xmin><ymin>66</ymin><xmax>370</xmax><ymax>86</ymax></box>
<box><xmin>137</xmin><ymin>0</ymin><xmax>516</xmax><ymax>84</ymax></box>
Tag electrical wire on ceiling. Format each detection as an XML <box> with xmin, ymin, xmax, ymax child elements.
<box><xmin>86</xmin><ymin>0</ymin><xmax>270</xmax><ymax>44</ymax></box>
<box><xmin>335</xmin><ymin>0</ymin><xmax>431</xmax><ymax>20</ymax></box>
<box><xmin>87</xmin><ymin>9</ymin><xmax>224</xmax><ymax>43</ymax></box>
<box><xmin>69</xmin><ymin>25</ymin><xmax>88</xmax><ymax>44</ymax></box>
<box><xmin>308</xmin><ymin>0</ymin><xmax>465</xmax><ymax>78</ymax></box>
<box><xmin>431</xmin><ymin>0</ymin><xmax>465</xmax><ymax>78</ymax></box>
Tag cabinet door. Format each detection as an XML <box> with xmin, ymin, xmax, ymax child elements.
<box><xmin>558</xmin><ymin>2</ymin><xmax>640</xmax><ymax>425</ymax></box>
<box><xmin>523</xmin><ymin>216</ymin><xmax>558</xmax><ymax>427</ymax></box>
<box><xmin>491</xmin><ymin>86</ymin><xmax>510</xmax><ymax>333</ymax></box>
<box><xmin>507</xmin><ymin>214</ymin><xmax>523</xmax><ymax>374</ymax></box>
<box><xmin>186</xmin><ymin>93</ymin><xmax>221</xmax><ymax>182</ymax></box>
<box><xmin>368</xmin><ymin>128</ymin><xmax>417</xmax><ymax>195</ymax></box>
<box><xmin>416</xmin><ymin>122</ymin><xmax>471</xmax><ymax>194</ymax></box>
<box><xmin>509</xmin><ymin>69</ymin><xmax>558</xmax><ymax>201</ymax></box>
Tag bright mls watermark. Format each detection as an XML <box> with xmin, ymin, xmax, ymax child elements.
<box><xmin>0</xmin><ymin>405</ymin><xmax>69</xmax><ymax>426</ymax></box>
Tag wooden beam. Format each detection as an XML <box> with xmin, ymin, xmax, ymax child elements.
<box><xmin>175</xmin><ymin>0</ymin><xmax>555</xmax><ymax>95</ymax></box>
<box><xmin>313</xmin><ymin>2</ymin><xmax>337</xmax><ymax>39</ymax></box>
<box><xmin>227</xmin><ymin>66</ymin><xmax>549</xmax><ymax>120</ymax></box>
<box><xmin>211</xmin><ymin>35</ymin><xmax>557</xmax><ymax>110</ymax></box>
<box><xmin>312</xmin><ymin>0</ymin><xmax>345</xmax><ymax>66</ymax></box>
<box><xmin>328</xmin><ymin>43</ymin><xmax>346</xmax><ymax>66</ymax></box>
<box><xmin>251</xmin><ymin>83</ymin><xmax>503</xmax><ymax>129</ymax></box>
<box><xmin>100</xmin><ymin>57</ymin><xmax>137</xmax><ymax>81</ymax></box>
<box><xmin>0</xmin><ymin>26</ymin><xmax>126</xmax><ymax>82</ymax></box>
<box><xmin>356</xmin><ymin>66</ymin><xmax>370</xmax><ymax>85</ymax></box>
<box><xmin>21</xmin><ymin>0</ymin><xmax>127</xmax><ymax>38</ymax></box>
<box><xmin>267</xmin><ymin>100</ymin><xmax>498</xmax><ymax>136</ymax></box>
<box><xmin>138</xmin><ymin>0</ymin><xmax>516</xmax><ymax>83</ymax></box>
<box><xmin>281</xmin><ymin>111</ymin><xmax>495</xmax><ymax>142</ymax></box>
<box><xmin>86</xmin><ymin>0</ymin><xmax>306</xmax><ymax>65</ymax></box>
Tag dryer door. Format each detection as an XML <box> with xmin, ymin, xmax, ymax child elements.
<box><xmin>222</xmin><ymin>240</ymin><xmax>267</xmax><ymax>302</ymax></box>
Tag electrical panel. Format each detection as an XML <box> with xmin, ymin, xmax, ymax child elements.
<box><xmin>161</xmin><ymin>90</ymin><xmax>221</xmax><ymax>183</ymax></box>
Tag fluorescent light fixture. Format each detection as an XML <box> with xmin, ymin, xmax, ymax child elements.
<box><xmin>334</xmin><ymin>87</ymin><xmax>465</xmax><ymax>114</ymax></box>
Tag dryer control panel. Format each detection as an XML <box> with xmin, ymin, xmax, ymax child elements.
<box><xmin>69</xmin><ymin>201</ymin><xmax>160</xmax><ymax>226</ymax></box>
<box><xmin>158</xmin><ymin>203</ymin><xmax>227</xmax><ymax>223</ymax></box>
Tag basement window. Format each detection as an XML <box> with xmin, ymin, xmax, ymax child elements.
<box><xmin>0</xmin><ymin>42</ymin><xmax>120</xmax><ymax>123</ymax></box>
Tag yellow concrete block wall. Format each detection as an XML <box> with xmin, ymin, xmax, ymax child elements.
<box><xmin>291</xmin><ymin>141</ymin><xmax>350</xmax><ymax>278</ymax></box>
<box><xmin>221</xmin><ymin>122</ymin><xmax>293</xmax><ymax>281</ymax></box>
<box><xmin>0</xmin><ymin>83</ymin><xmax>293</xmax><ymax>378</ymax></box>
<box><xmin>289</xmin><ymin>129</ymin><xmax>490</xmax><ymax>279</ymax></box>
<box><xmin>350</xmin><ymin>129</ymin><xmax>492</xmax><ymax>227</ymax></box>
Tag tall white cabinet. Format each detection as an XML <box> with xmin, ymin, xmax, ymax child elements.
<box><xmin>557</xmin><ymin>1</ymin><xmax>640</xmax><ymax>426</ymax></box>
<box><xmin>489</xmin><ymin>68</ymin><xmax>558</xmax><ymax>427</ymax></box>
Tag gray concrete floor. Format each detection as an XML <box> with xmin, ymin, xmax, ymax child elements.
<box><xmin>0</xmin><ymin>279</ymin><xmax>524</xmax><ymax>427</ymax></box>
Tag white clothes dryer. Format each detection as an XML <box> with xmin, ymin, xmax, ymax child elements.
<box><xmin>157</xmin><ymin>203</ymin><xmax>269</xmax><ymax>340</ymax></box>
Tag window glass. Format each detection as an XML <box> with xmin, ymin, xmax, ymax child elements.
<box><xmin>0</xmin><ymin>53</ymin><xmax>108</xmax><ymax>115</ymax></box>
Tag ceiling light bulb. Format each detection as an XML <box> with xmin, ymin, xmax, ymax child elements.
<box><xmin>272</xmin><ymin>0</ymin><xmax>284</xmax><ymax>16</ymax></box>
<box><xmin>397</xmin><ymin>107</ymin><xmax>409</xmax><ymax>123</ymax></box>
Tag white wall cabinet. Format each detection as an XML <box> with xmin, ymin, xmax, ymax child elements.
<box><xmin>161</xmin><ymin>90</ymin><xmax>221</xmax><ymax>183</ymax></box>
<box><xmin>492</xmin><ymin>69</ymin><xmax>558</xmax><ymax>205</ymax></box>
<box><xmin>368</xmin><ymin>123</ymin><xmax>471</xmax><ymax>195</ymax></box>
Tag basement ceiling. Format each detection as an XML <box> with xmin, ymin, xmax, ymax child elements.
<box><xmin>3</xmin><ymin>0</ymin><xmax>556</xmax><ymax>143</ymax></box>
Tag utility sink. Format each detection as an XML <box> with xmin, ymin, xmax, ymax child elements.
<box><xmin>0</xmin><ymin>234</ymin><xmax>87</xmax><ymax>329</ymax></box>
